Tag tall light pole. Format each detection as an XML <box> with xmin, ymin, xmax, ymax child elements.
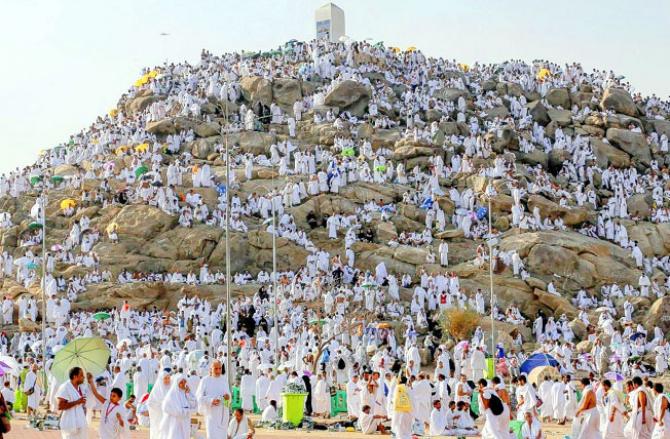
<box><xmin>483</xmin><ymin>179</ymin><xmax>497</xmax><ymax>361</ymax></box>
<box><xmin>40</xmin><ymin>190</ymin><xmax>47</xmax><ymax>371</ymax></box>
<box><xmin>271</xmin><ymin>165</ymin><xmax>279</xmax><ymax>366</ymax></box>
<box><xmin>223</xmin><ymin>100</ymin><xmax>232</xmax><ymax>388</ymax></box>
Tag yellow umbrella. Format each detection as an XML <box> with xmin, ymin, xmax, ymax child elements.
<box><xmin>115</xmin><ymin>146</ymin><xmax>128</xmax><ymax>156</ymax></box>
<box><xmin>536</xmin><ymin>68</ymin><xmax>551</xmax><ymax>81</ymax></box>
<box><xmin>109</xmin><ymin>108</ymin><xmax>118</xmax><ymax>118</ymax></box>
<box><xmin>60</xmin><ymin>199</ymin><xmax>77</xmax><ymax>210</ymax></box>
<box><xmin>406</xmin><ymin>46</ymin><xmax>417</xmax><ymax>52</ymax></box>
<box><xmin>390</xmin><ymin>47</ymin><xmax>400</xmax><ymax>53</ymax></box>
<box><xmin>458</xmin><ymin>63</ymin><xmax>470</xmax><ymax>72</ymax></box>
<box><xmin>135</xmin><ymin>143</ymin><xmax>149</xmax><ymax>153</ymax></box>
<box><xmin>147</xmin><ymin>69</ymin><xmax>159</xmax><ymax>78</ymax></box>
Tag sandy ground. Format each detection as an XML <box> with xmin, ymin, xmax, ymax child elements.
<box><xmin>5</xmin><ymin>416</ymin><xmax>574</xmax><ymax>438</ymax></box>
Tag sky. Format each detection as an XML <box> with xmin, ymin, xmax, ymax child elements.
<box><xmin>1</xmin><ymin>0</ymin><xmax>668</xmax><ymax>174</ymax></box>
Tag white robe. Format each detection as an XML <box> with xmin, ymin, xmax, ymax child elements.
<box><xmin>196</xmin><ymin>375</ymin><xmax>231</xmax><ymax>439</ymax></box>
<box><xmin>160</xmin><ymin>384</ymin><xmax>194</xmax><ymax>439</ymax></box>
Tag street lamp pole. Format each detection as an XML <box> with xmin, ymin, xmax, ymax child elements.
<box><xmin>41</xmin><ymin>191</ymin><xmax>47</xmax><ymax>370</ymax></box>
<box><xmin>224</xmin><ymin>100</ymin><xmax>232</xmax><ymax>388</ymax></box>
<box><xmin>271</xmin><ymin>166</ymin><xmax>279</xmax><ymax>365</ymax></box>
<box><xmin>487</xmin><ymin>191</ymin><xmax>495</xmax><ymax>359</ymax></box>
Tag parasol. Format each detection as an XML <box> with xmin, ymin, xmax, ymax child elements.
<box><xmin>92</xmin><ymin>312</ymin><xmax>111</xmax><ymax>321</ymax></box>
<box><xmin>135</xmin><ymin>165</ymin><xmax>149</xmax><ymax>178</ymax></box>
<box><xmin>60</xmin><ymin>199</ymin><xmax>77</xmax><ymax>210</ymax></box>
<box><xmin>51</xmin><ymin>337</ymin><xmax>110</xmax><ymax>382</ymax></box>
<box><xmin>604</xmin><ymin>371</ymin><xmax>625</xmax><ymax>382</ymax></box>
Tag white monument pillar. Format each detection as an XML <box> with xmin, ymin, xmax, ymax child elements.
<box><xmin>315</xmin><ymin>3</ymin><xmax>345</xmax><ymax>43</ymax></box>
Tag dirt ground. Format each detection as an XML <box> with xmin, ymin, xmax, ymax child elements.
<box><xmin>5</xmin><ymin>416</ymin><xmax>574</xmax><ymax>438</ymax></box>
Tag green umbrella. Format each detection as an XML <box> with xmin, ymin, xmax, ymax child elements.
<box><xmin>30</xmin><ymin>176</ymin><xmax>42</xmax><ymax>186</ymax></box>
<box><xmin>51</xmin><ymin>337</ymin><xmax>110</xmax><ymax>382</ymax></box>
<box><xmin>51</xmin><ymin>175</ymin><xmax>64</xmax><ymax>184</ymax></box>
<box><xmin>28</xmin><ymin>222</ymin><xmax>43</xmax><ymax>230</ymax></box>
<box><xmin>92</xmin><ymin>312</ymin><xmax>111</xmax><ymax>321</ymax></box>
<box><xmin>135</xmin><ymin>165</ymin><xmax>148</xmax><ymax>178</ymax></box>
<box><xmin>309</xmin><ymin>319</ymin><xmax>327</xmax><ymax>326</ymax></box>
<box><xmin>342</xmin><ymin>147</ymin><xmax>356</xmax><ymax>157</ymax></box>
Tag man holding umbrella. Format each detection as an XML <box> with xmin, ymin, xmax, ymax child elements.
<box><xmin>56</xmin><ymin>366</ymin><xmax>88</xmax><ymax>439</ymax></box>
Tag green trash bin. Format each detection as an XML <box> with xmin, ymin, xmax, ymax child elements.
<box><xmin>281</xmin><ymin>393</ymin><xmax>308</xmax><ymax>426</ymax></box>
<box><xmin>485</xmin><ymin>358</ymin><xmax>495</xmax><ymax>379</ymax></box>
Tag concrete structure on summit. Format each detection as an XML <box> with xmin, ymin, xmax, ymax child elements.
<box><xmin>315</xmin><ymin>3</ymin><xmax>345</xmax><ymax>43</ymax></box>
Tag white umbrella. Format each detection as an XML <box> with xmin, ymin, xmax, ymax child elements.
<box><xmin>0</xmin><ymin>356</ymin><xmax>19</xmax><ymax>373</ymax></box>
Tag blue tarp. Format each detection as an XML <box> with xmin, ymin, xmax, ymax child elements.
<box><xmin>520</xmin><ymin>353</ymin><xmax>559</xmax><ymax>375</ymax></box>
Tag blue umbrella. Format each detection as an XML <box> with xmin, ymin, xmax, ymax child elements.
<box><xmin>216</xmin><ymin>184</ymin><xmax>226</xmax><ymax>195</ymax></box>
<box><xmin>520</xmin><ymin>353</ymin><xmax>559</xmax><ymax>375</ymax></box>
<box><xmin>476</xmin><ymin>206</ymin><xmax>488</xmax><ymax>220</ymax></box>
<box><xmin>420</xmin><ymin>196</ymin><xmax>434</xmax><ymax>210</ymax></box>
<box><xmin>630</xmin><ymin>332</ymin><xmax>646</xmax><ymax>341</ymax></box>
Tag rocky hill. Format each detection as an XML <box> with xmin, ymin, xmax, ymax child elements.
<box><xmin>1</xmin><ymin>40</ymin><xmax>670</xmax><ymax>345</ymax></box>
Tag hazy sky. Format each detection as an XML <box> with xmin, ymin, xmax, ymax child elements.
<box><xmin>1</xmin><ymin>0</ymin><xmax>668</xmax><ymax>174</ymax></box>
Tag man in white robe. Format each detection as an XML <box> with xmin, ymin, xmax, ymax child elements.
<box><xmin>196</xmin><ymin>360</ymin><xmax>231</xmax><ymax>439</ymax></box>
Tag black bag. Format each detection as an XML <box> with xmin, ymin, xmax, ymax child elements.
<box><xmin>337</xmin><ymin>358</ymin><xmax>346</xmax><ymax>370</ymax></box>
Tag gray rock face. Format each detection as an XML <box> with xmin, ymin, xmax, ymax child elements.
<box><xmin>272</xmin><ymin>78</ymin><xmax>302</xmax><ymax>113</ymax></box>
<box><xmin>606</xmin><ymin>128</ymin><xmax>651</xmax><ymax>165</ymax></box>
<box><xmin>600</xmin><ymin>87</ymin><xmax>638</xmax><ymax>117</ymax></box>
<box><xmin>545</xmin><ymin>88</ymin><xmax>570</xmax><ymax>109</ymax></box>
<box><xmin>324</xmin><ymin>80</ymin><xmax>371</xmax><ymax>116</ymax></box>
<box><xmin>240</xmin><ymin>76</ymin><xmax>273</xmax><ymax>107</ymax></box>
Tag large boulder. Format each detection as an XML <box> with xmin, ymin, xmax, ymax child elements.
<box><xmin>527</xmin><ymin>194</ymin><xmax>593</xmax><ymax>226</ymax></box>
<box><xmin>600</xmin><ymin>87</ymin><xmax>638</xmax><ymax>117</ymax></box>
<box><xmin>626</xmin><ymin>194</ymin><xmax>651</xmax><ymax>219</ymax></box>
<box><xmin>125</xmin><ymin>94</ymin><xmax>160</xmax><ymax>114</ymax></box>
<box><xmin>272</xmin><ymin>78</ymin><xmax>302</xmax><ymax>113</ymax></box>
<box><xmin>436</xmin><ymin>88</ymin><xmax>470</xmax><ymax>103</ymax></box>
<box><xmin>110</xmin><ymin>205</ymin><xmax>178</xmax><ymax>240</ymax></box>
<box><xmin>324</xmin><ymin>80</ymin><xmax>371</xmax><ymax>117</ymax></box>
<box><xmin>146</xmin><ymin>118</ymin><xmax>176</xmax><ymax>135</ymax></box>
<box><xmin>194</xmin><ymin>122</ymin><xmax>221</xmax><ymax>138</ymax></box>
<box><xmin>545</xmin><ymin>88</ymin><xmax>571</xmax><ymax>109</ymax></box>
<box><xmin>500</xmin><ymin>231</ymin><xmax>640</xmax><ymax>291</ymax></box>
<box><xmin>606</xmin><ymin>128</ymin><xmax>651</xmax><ymax>165</ymax></box>
<box><xmin>527</xmin><ymin>101</ymin><xmax>550</xmax><ymax>125</ymax></box>
<box><xmin>240</xmin><ymin>76</ymin><xmax>273</xmax><ymax>107</ymax></box>
<box><xmin>591</xmin><ymin>138</ymin><xmax>630</xmax><ymax>168</ymax></box>
<box><xmin>393</xmin><ymin>246</ymin><xmax>429</xmax><ymax>266</ymax></box>
<box><xmin>650</xmin><ymin>119</ymin><xmax>670</xmax><ymax>137</ymax></box>
<box><xmin>647</xmin><ymin>296</ymin><xmax>670</xmax><ymax>333</ymax></box>
<box><xmin>190</xmin><ymin>137</ymin><xmax>219</xmax><ymax>159</ymax></box>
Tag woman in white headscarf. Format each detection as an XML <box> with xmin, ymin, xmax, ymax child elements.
<box><xmin>160</xmin><ymin>374</ymin><xmax>196</xmax><ymax>439</ymax></box>
<box><xmin>147</xmin><ymin>370</ymin><xmax>171</xmax><ymax>439</ymax></box>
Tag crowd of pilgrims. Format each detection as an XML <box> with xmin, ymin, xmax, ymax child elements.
<box><xmin>0</xmin><ymin>39</ymin><xmax>668</xmax><ymax>438</ymax></box>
